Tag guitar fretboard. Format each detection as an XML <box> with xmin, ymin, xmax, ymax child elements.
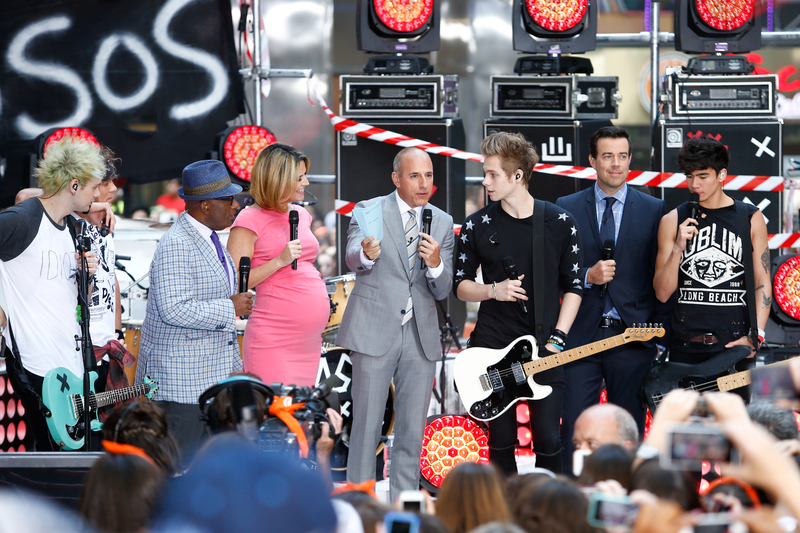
<box><xmin>717</xmin><ymin>358</ymin><xmax>793</xmax><ymax>391</ymax></box>
<box><xmin>522</xmin><ymin>333</ymin><xmax>627</xmax><ymax>375</ymax></box>
<box><xmin>87</xmin><ymin>384</ymin><xmax>152</xmax><ymax>409</ymax></box>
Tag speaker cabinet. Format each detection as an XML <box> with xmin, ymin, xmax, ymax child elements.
<box><xmin>336</xmin><ymin>118</ymin><xmax>466</xmax><ymax>338</ymax></box>
<box><xmin>484</xmin><ymin>119</ymin><xmax>612</xmax><ymax>203</ymax></box>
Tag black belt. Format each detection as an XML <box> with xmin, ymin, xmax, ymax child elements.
<box><xmin>675</xmin><ymin>333</ymin><xmax>720</xmax><ymax>345</ymax></box>
<box><xmin>599</xmin><ymin>317</ymin><xmax>623</xmax><ymax>328</ymax></box>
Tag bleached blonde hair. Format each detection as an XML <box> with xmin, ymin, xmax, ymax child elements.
<box><xmin>35</xmin><ymin>136</ymin><xmax>105</xmax><ymax>196</ymax></box>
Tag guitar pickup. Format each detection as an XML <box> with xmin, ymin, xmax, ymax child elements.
<box><xmin>488</xmin><ymin>369</ymin><xmax>504</xmax><ymax>391</ymax></box>
<box><xmin>511</xmin><ymin>362</ymin><xmax>526</xmax><ymax>384</ymax></box>
<box><xmin>478</xmin><ymin>374</ymin><xmax>491</xmax><ymax>392</ymax></box>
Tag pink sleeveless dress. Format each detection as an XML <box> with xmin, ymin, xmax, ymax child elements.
<box><xmin>232</xmin><ymin>205</ymin><xmax>329</xmax><ymax>386</ymax></box>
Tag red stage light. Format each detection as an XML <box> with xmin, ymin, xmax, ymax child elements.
<box><xmin>526</xmin><ymin>0</ymin><xmax>588</xmax><ymax>32</ymax></box>
<box><xmin>773</xmin><ymin>256</ymin><xmax>800</xmax><ymax>320</ymax></box>
<box><xmin>516</xmin><ymin>403</ymin><xmax>530</xmax><ymax>424</ymax></box>
<box><xmin>694</xmin><ymin>0</ymin><xmax>754</xmax><ymax>31</ymax></box>
<box><xmin>7</xmin><ymin>423</ymin><xmax>14</xmax><ymax>443</ymax></box>
<box><xmin>17</xmin><ymin>421</ymin><xmax>26</xmax><ymax>441</ymax></box>
<box><xmin>221</xmin><ymin>125</ymin><xmax>276</xmax><ymax>182</ymax></box>
<box><xmin>420</xmin><ymin>415</ymin><xmax>489</xmax><ymax>489</ymax></box>
<box><xmin>517</xmin><ymin>427</ymin><xmax>532</xmax><ymax>447</ymax></box>
<box><xmin>374</xmin><ymin>0</ymin><xmax>433</xmax><ymax>32</ymax></box>
<box><xmin>7</xmin><ymin>399</ymin><xmax>16</xmax><ymax>418</ymax></box>
<box><xmin>43</xmin><ymin>127</ymin><xmax>99</xmax><ymax>155</ymax></box>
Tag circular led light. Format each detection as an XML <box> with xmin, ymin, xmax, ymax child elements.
<box><xmin>694</xmin><ymin>0</ymin><xmax>754</xmax><ymax>31</ymax></box>
<box><xmin>44</xmin><ymin>127</ymin><xmax>98</xmax><ymax>154</ymax></box>
<box><xmin>222</xmin><ymin>126</ymin><xmax>276</xmax><ymax>182</ymax></box>
<box><xmin>774</xmin><ymin>255</ymin><xmax>800</xmax><ymax>320</ymax></box>
<box><xmin>420</xmin><ymin>415</ymin><xmax>489</xmax><ymax>488</ymax></box>
<box><xmin>526</xmin><ymin>0</ymin><xmax>588</xmax><ymax>32</ymax></box>
<box><xmin>374</xmin><ymin>0</ymin><xmax>434</xmax><ymax>32</ymax></box>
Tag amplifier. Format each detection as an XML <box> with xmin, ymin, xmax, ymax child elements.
<box><xmin>665</xmin><ymin>70</ymin><xmax>778</xmax><ymax>120</ymax></box>
<box><xmin>340</xmin><ymin>75</ymin><xmax>458</xmax><ymax>119</ymax></box>
<box><xmin>491</xmin><ymin>76</ymin><xmax>620</xmax><ymax>119</ymax></box>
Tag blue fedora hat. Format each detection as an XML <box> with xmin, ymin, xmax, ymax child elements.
<box><xmin>179</xmin><ymin>160</ymin><xmax>242</xmax><ymax>200</ymax></box>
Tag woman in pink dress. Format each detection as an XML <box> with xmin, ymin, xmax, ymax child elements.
<box><xmin>227</xmin><ymin>143</ymin><xmax>329</xmax><ymax>386</ymax></box>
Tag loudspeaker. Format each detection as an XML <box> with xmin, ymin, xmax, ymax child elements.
<box><xmin>484</xmin><ymin>119</ymin><xmax>612</xmax><ymax>203</ymax></box>
<box><xmin>336</xmin><ymin>118</ymin><xmax>467</xmax><ymax>340</ymax></box>
<box><xmin>655</xmin><ymin>118</ymin><xmax>783</xmax><ymax>234</ymax></box>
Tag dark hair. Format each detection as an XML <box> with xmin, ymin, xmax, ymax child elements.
<box><xmin>436</xmin><ymin>462</ymin><xmax>511</xmax><ymax>533</ymax></box>
<box><xmin>419</xmin><ymin>512</ymin><xmax>451</xmax><ymax>533</ymax></box>
<box><xmin>505</xmin><ymin>473</ymin><xmax>553</xmax><ymax>513</ymax></box>
<box><xmin>576</xmin><ymin>444</ymin><xmax>634</xmax><ymax>489</ymax></box>
<box><xmin>747</xmin><ymin>400</ymin><xmax>800</xmax><ymax>441</ymax></box>
<box><xmin>676</xmin><ymin>136</ymin><xmax>730</xmax><ymax>175</ymax></box>
<box><xmin>589</xmin><ymin>126</ymin><xmax>631</xmax><ymax>159</ymax></box>
<box><xmin>630</xmin><ymin>459</ymin><xmax>702</xmax><ymax>511</ymax></box>
<box><xmin>80</xmin><ymin>453</ymin><xmax>165</xmax><ymax>533</ymax></box>
<box><xmin>102</xmin><ymin>402</ymin><xmax>182</xmax><ymax>476</ymax></box>
<box><xmin>512</xmin><ymin>476</ymin><xmax>598</xmax><ymax>533</ymax></box>
<box><xmin>349</xmin><ymin>498</ymin><xmax>392</xmax><ymax>533</ymax></box>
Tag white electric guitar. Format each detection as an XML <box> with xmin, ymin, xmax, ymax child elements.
<box><xmin>453</xmin><ymin>325</ymin><xmax>664</xmax><ymax>421</ymax></box>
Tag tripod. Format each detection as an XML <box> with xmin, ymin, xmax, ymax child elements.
<box><xmin>432</xmin><ymin>299</ymin><xmax>461</xmax><ymax>414</ymax></box>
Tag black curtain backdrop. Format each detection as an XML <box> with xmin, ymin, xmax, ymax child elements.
<box><xmin>0</xmin><ymin>0</ymin><xmax>244</xmax><ymax>206</ymax></box>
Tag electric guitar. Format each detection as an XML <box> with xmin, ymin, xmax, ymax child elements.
<box><xmin>643</xmin><ymin>351</ymin><xmax>796</xmax><ymax>413</ymax></box>
<box><xmin>42</xmin><ymin>367</ymin><xmax>157</xmax><ymax>450</ymax></box>
<box><xmin>454</xmin><ymin>325</ymin><xmax>664</xmax><ymax>421</ymax></box>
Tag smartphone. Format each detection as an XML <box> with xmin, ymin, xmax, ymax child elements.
<box><xmin>398</xmin><ymin>490</ymin><xmax>427</xmax><ymax>514</ymax></box>
<box><xmin>693</xmin><ymin>513</ymin><xmax>748</xmax><ymax>533</ymax></box>
<box><xmin>751</xmin><ymin>365</ymin><xmax>799</xmax><ymax>402</ymax></box>
<box><xmin>586</xmin><ymin>493</ymin><xmax>639</xmax><ymax>530</ymax></box>
<box><xmin>661</xmin><ymin>424</ymin><xmax>735</xmax><ymax>471</ymax></box>
<box><xmin>573</xmin><ymin>449</ymin><xmax>592</xmax><ymax>477</ymax></box>
<box><xmin>384</xmin><ymin>511</ymin><xmax>421</xmax><ymax>533</ymax></box>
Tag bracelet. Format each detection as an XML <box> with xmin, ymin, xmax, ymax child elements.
<box><xmin>492</xmin><ymin>281</ymin><xmax>497</xmax><ymax>301</ymax></box>
<box><xmin>757</xmin><ymin>328</ymin><xmax>766</xmax><ymax>344</ymax></box>
<box><xmin>548</xmin><ymin>334</ymin><xmax>566</xmax><ymax>351</ymax></box>
<box><xmin>553</xmin><ymin>329</ymin><xmax>569</xmax><ymax>342</ymax></box>
<box><xmin>115</xmin><ymin>329</ymin><xmax>125</xmax><ymax>341</ymax></box>
<box><xmin>548</xmin><ymin>340</ymin><xmax>564</xmax><ymax>351</ymax></box>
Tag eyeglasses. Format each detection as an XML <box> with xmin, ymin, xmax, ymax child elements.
<box><xmin>213</xmin><ymin>196</ymin><xmax>236</xmax><ymax>204</ymax></box>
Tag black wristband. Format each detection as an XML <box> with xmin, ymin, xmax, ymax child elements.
<box><xmin>115</xmin><ymin>329</ymin><xmax>125</xmax><ymax>341</ymax></box>
<box><xmin>553</xmin><ymin>329</ymin><xmax>568</xmax><ymax>341</ymax></box>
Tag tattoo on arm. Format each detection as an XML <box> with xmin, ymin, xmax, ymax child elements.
<box><xmin>762</xmin><ymin>292</ymin><xmax>772</xmax><ymax>309</ymax></box>
<box><xmin>761</xmin><ymin>248</ymin><xmax>770</xmax><ymax>274</ymax></box>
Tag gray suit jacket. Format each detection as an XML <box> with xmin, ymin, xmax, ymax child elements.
<box><xmin>335</xmin><ymin>191</ymin><xmax>454</xmax><ymax>361</ymax></box>
<box><xmin>136</xmin><ymin>213</ymin><xmax>242</xmax><ymax>404</ymax></box>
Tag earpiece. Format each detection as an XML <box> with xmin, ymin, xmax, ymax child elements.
<box><xmin>516</xmin><ymin>174</ymin><xmax>521</xmax><ymax>180</ymax></box>
<box><xmin>73</xmin><ymin>184</ymin><xmax>78</xmax><ymax>191</ymax></box>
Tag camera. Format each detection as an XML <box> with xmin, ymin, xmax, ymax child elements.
<box><xmin>661</xmin><ymin>424</ymin><xmax>736</xmax><ymax>471</ymax></box>
<box><xmin>693</xmin><ymin>513</ymin><xmax>748</xmax><ymax>533</ymax></box>
<box><xmin>258</xmin><ymin>376</ymin><xmax>342</xmax><ymax>458</ymax></box>
<box><xmin>586</xmin><ymin>493</ymin><xmax>639</xmax><ymax>531</ymax></box>
<box><xmin>398</xmin><ymin>490</ymin><xmax>427</xmax><ymax>513</ymax></box>
<box><xmin>384</xmin><ymin>512</ymin><xmax>421</xmax><ymax>533</ymax></box>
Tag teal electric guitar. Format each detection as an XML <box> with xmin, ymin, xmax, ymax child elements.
<box><xmin>42</xmin><ymin>367</ymin><xmax>157</xmax><ymax>450</ymax></box>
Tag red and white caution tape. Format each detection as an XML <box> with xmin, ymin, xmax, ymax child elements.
<box><xmin>307</xmin><ymin>80</ymin><xmax>786</xmax><ymax>192</ymax></box>
<box><xmin>769</xmin><ymin>234</ymin><xmax>800</xmax><ymax>249</ymax></box>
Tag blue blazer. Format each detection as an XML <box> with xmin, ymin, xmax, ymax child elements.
<box><xmin>556</xmin><ymin>187</ymin><xmax>669</xmax><ymax>348</ymax></box>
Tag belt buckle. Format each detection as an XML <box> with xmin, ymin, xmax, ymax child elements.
<box><xmin>701</xmin><ymin>333</ymin><xmax>715</xmax><ymax>345</ymax></box>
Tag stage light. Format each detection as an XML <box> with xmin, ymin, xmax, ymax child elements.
<box><xmin>357</xmin><ymin>0</ymin><xmax>440</xmax><ymax>56</ymax></box>
<box><xmin>0</xmin><ymin>375</ymin><xmax>33</xmax><ymax>451</ymax></box>
<box><xmin>420</xmin><ymin>415</ymin><xmax>489</xmax><ymax>490</ymax></box>
<box><xmin>37</xmin><ymin>127</ymin><xmax>99</xmax><ymax>158</ymax></box>
<box><xmin>517</xmin><ymin>426</ymin><xmax>532</xmax><ymax>447</ymax></box>
<box><xmin>516</xmin><ymin>403</ymin><xmax>530</xmax><ymax>424</ymax></box>
<box><xmin>216</xmin><ymin>125</ymin><xmax>276</xmax><ymax>183</ymax></box>
<box><xmin>513</xmin><ymin>0</ymin><xmax>598</xmax><ymax>55</ymax></box>
<box><xmin>772</xmin><ymin>254</ymin><xmax>800</xmax><ymax>326</ymax></box>
<box><xmin>675</xmin><ymin>0</ymin><xmax>761</xmax><ymax>54</ymax></box>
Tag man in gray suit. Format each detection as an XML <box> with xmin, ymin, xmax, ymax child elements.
<box><xmin>136</xmin><ymin>160</ymin><xmax>253</xmax><ymax>459</ymax></box>
<box><xmin>336</xmin><ymin>147</ymin><xmax>454</xmax><ymax>501</ymax></box>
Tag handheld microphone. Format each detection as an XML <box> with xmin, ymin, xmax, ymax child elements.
<box><xmin>238</xmin><ymin>257</ymin><xmax>251</xmax><ymax>293</ymax></box>
<box><xmin>599</xmin><ymin>239</ymin><xmax>615</xmax><ymax>299</ymax></box>
<box><xmin>688</xmin><ymin>192</ymin><xmax>700</xmax><ymax>222</ymax></box>
<box><xmin>311</xmin><ymin>375</ymin><xmax>344</xmax><ymax>400</ymax></box>
<box><xmin>502</xmin><ymin>256</ymin><xmax>528</xmax><ymax>314</ymax></box>
<box><xmin>238</xmin><ymin>3</ymin><xmax>249</xmax><ymax>31</ymax></box>
<box><xmin>421</xmin><ymin>208</ymin><xmax>432</xmax><ymax>269</ymax></box>
<box><xmin>289</xmin><ymin>210</ymin><xmax>299</xmax><ymax>270</ymax></box>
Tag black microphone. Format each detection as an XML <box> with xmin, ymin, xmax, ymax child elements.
<box><xmin>599</xmin><ymin>239</ymin><xmax>615</xmax><ymax>299</ymax></box>
<box><xmin>421</xmin><ymin>208</ymin><xmax>432</xmax><ymax>269</ymax></box>
<box><xmin>502</xmin><ymin>256</ymin><xmax>528</xmax><ymax>314</ymax></box>
<box><xmin>311</xmin><ymin>375</ymin><xmax>344</xmax><ymax>400</ymax></box>
<box><xmin>239</xmin><ymin>256</ymin><xmax>251</xmax><ymax>293</ymax></box>
<box><xmin>688</xmin><ymin>192</ymin><xmax>700</xmax><ymax>222</ymax></box>
<box><xmin>238</xmin><ymin>3</ymin><xmax>249</xmax><ymax>31</ymax></box>
<box><xmin>289</xmin><ymin>210</ymin><xmax>299</xmax><ymax>270</ymax></box>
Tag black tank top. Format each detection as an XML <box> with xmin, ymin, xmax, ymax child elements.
<box><xmin>671</xmin><ymin>201</ymin><xmax>757</xmax><ymax>344</ymax></box>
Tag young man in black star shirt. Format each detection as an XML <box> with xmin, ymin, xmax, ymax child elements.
<box><xmin>454</xmin><ymin>131</ymin><xmax>583</xmax><ymax>474</ymax></box>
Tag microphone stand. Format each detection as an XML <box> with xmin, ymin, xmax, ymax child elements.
<box><xmin>435</xmin><ymin>299</ymin><xmax>462</xmax><ymax>414</ymax></box>
<box><xmin>76</xmin><ymin>233</ymin><xmax>95</xmax><ymax>452</ymax></box>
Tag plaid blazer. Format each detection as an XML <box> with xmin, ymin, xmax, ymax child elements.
<box><xmin>135</xmin><ymin>213</ymin><xmax>242</xmax><ymax>403</ymax></box>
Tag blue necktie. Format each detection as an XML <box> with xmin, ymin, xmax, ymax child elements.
<box><xmin>600</xmin><ymin>197</ymin><xmax>616</xmax><ymax>314</ymax></box>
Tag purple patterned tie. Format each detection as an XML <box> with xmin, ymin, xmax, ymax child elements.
<box><xmin>210</xmin><ymin>231</ymin><xmax>231</xmax><ymax>290</ymax></box>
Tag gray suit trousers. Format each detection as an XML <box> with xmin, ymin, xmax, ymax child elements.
<box><xmin>346</xmin><ymin>317</ymin><xmax>436</xmax><ymax>503</ymax></box>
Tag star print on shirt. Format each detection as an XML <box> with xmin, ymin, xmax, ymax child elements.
<box><xmin>456</xmin><ymin>269</ymin><xmax>465</xmax><ymax>277</ymax></box>
<box><xmin>572</xmin><ymin>263</ymin><xmax>579</xmax><ymax>273</ymax></box>
<box><xmin>573</xmin><ymin>278</ymin><xmax>581</xmax><ymax>285</ymax></box>
<box><xmin>572</xmin><ymin>244</ymin><xmax>579</xmax><ymax>254</ymax></box>
<box><xmin>465</xmin><ymin>220</ymin><xmax>474</xmax><ymax>231</ymax></box>
<box><xmin>459</xmin><ymin>253</ymin><xmax>467</xmax><ymax>262</ymax></box>
<box><xmin>461</xmin><ymin>233</ymin><xmax>468</xmax><ymax>243</ymax></box>
<box><xmin>482</xmin><ymin>214</ymin><xmax>491</xmax><ymax>224</ymax></box>
<box><xmin>558</xmin><ymin>213</ymin><xmax>569</xmax><ymax>221</ymax></box>
<box><xmin>571</xmin><ymin>226</ymin><xmax>577</xmax><ymax>236</ymax></box>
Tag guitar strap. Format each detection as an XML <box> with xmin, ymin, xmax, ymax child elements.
<box><xmin>4</xmin><ymin>321</ymin><xmax>51</xmax><ymax>418</ymax></box>
<box><xmin>532</xmin><ymin>199</ymin><xmax>546</xmax><ymax>343</ymax></box>
<box><xmin>735</xmin><ymin>200</ymin><xmax>760</xmax><ymax>350</ymax></box>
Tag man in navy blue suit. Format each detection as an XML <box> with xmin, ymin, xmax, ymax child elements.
<box><xmin>556</xmin><ymin>126</ymin><xmax>669</xmax><ymax>474</ymax></box>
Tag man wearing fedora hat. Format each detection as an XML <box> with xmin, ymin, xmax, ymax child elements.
<box><xmin>136</xmin><ymin>160</ymin><xmax>253</xmax><ymax>458</ymax></box>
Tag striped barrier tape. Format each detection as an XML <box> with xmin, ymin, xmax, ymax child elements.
<box><xmin>307</xmin><ymin>80</ymin><xmax>787</xmax><ymax>192</ymax></box>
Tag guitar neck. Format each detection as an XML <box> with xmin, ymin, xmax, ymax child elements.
<box><xmin>91</xmin><ymin>384</ymin><xmax>150</xmax><ymax>409</ymax></box>
<box><xmin>717</xmin><ymin>358</ymin><xmax>793</xmax><ymax>391</ymax></box>
<box><xmin>522</xmin><ymin>333</ymin><xmax>628</xmax><ymax>376</ymax></box>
